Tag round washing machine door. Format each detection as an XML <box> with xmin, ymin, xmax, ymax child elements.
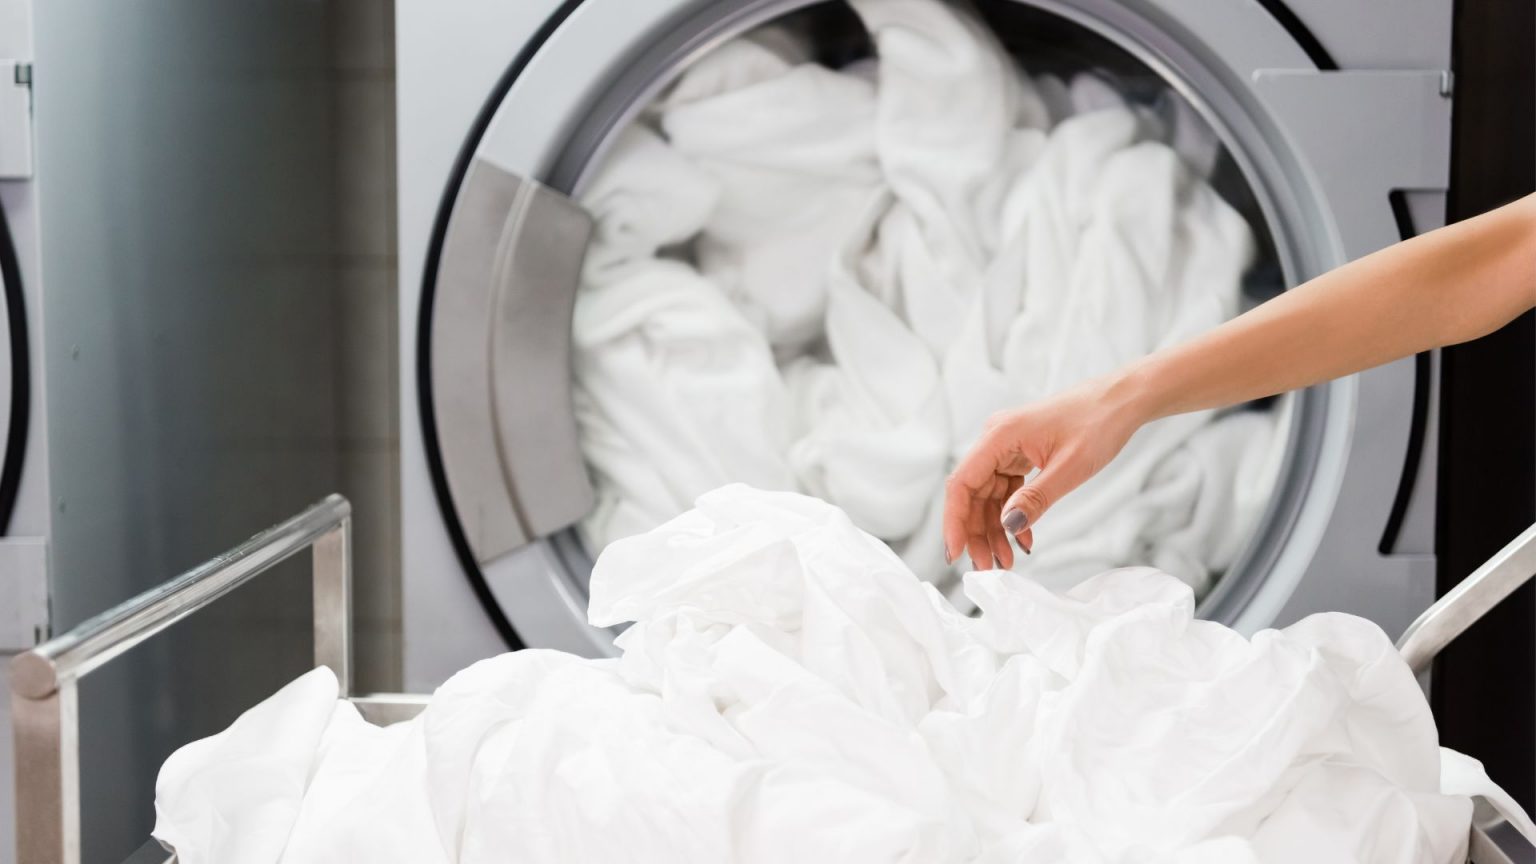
<box><xmin>420</xmin><ymin>0</ymin><xmax>1419</xmax><ymax>656</ymax></box>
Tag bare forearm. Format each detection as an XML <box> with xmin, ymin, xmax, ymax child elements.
<box><xmin>1117</xmin><ymin>194</ymin><xmax>1536</xmax><ymax>422</ymax></box>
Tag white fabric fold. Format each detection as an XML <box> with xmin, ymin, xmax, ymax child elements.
<box><xmin>154</xmin><ymin>486</ymin><xmax>1526</xmax><ymax>863</ymax></box>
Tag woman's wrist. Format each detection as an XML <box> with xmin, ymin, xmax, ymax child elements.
<box><xmin>1098</xmin><ymin>362</ymin><xmax>1161</xmax><ymax>434</ymax></box>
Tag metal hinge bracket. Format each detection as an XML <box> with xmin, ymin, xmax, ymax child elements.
<box><xmin>1</xmin><ymin>58</ymin><xmax>34</xmax><ymax>179</ymax></box>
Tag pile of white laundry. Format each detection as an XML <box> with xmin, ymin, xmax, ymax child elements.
<box><xmin>155</xmin><ymin>486</ymin><xmax>1531</xmax><ymax>864</ymax></box>
<box><xmin>573</xmin><ymin>0</ymin><xmax>1282</xmax><ymax>597</ymax></box>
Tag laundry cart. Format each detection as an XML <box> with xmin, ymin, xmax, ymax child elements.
<box><xmin>7</xmin><ymin>495</ymin><xmax>1536</xmax><ymax>862</ymax></box>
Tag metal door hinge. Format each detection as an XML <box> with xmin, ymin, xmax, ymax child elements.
<box><xmin>1</xmin><ymin>59</ymin><xmax>34</xmax><ymax>179</ymax></box>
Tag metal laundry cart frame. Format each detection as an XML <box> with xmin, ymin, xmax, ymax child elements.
<box><xmin>8</xmin><ymin>495</ymin><xmax>428</xmax><ymax>864</ymax></box>
<box><xmin>8</xmin><ymin>497</ymin><xmax>1536</xmax><ymax>864</ymax></box>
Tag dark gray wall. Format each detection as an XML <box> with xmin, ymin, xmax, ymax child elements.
<box><xmin>30</xmin><ymin>1</ymin><xmax>398</xmax><ymax>859</ymax></box>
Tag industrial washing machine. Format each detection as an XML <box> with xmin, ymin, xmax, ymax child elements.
<box><xmin>397</xmin><ymin>0</ymin><xmax>1458</xmax><ymax>686</ymax></box>
<box><xmin>1</xmin><ymin>2</ymin><xmax>50</xmax><ymax>856</ymax></box>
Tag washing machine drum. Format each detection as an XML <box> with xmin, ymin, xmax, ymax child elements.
<box><xmin>421</xmin><ymin>0</ymin><xmax>1359</xmax><ymax>655</ymax></box>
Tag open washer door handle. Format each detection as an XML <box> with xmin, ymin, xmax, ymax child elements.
<box><xmin>432</xmin><ymin>159</ymin><xmax>595</xmax><ymax>565</ymax></box>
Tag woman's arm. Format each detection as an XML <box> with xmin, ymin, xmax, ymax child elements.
<box><xmin>943</xmin><ymin>193</ymin><xmax>1536</xmax><ymax>570</ymax></box>
<box><xmin>1123</xmin><ymin>192</ymin><xmax>1536</xmax><ymax>422</ymax></box>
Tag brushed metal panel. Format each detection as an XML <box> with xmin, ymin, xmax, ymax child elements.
<box><xmin>432</xmin><ymin>160</ymin><xmax>593</xmax><ymax>564</ymax></box>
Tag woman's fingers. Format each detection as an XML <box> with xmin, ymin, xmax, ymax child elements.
<box><xmin>966</xmin><ymin>529</ymin><xmax>992</xmax><ymax>572</ymax></box>
<box><xmin>1000</xmin><ymin>457</ymin><xmax>1080</xmax><ymax>546</ymax></box>
<box><xmin>943</xmin><ymin>426</ymin><xmax>1039</xmax><ymax>568</ymax></box>
<box><xmin>987</xmin><ymin>474</ymin><xmax>1016</xmax><ymax>569</ymax></box>
<box><xmin>1001</xmin><ymin>475</ymin><xmax>1027</xmax><ymax>558</ymax></box>
<box><xmin>985</xmin><ymin>474</ymin><xmax>1016</xmax><ymax>568</ymax></box>
<box><xmin>965</xmin><ymin>479</ymin><xmax>995</xmax><ymax>570</ymax></box>
<box><xmin>943</xmin><ymin>437</ymin><xmax>1009</xmax><ymax>564</ymax></box>
<box><xmin>942</xmin><ymin>454</ymin><xmax>990</xmax><ymax>564</ymax></box>
<box><xmin>941</xmin><ymin>486</ymin><xmax>972</xmax><ymax>566</ymax></box>
<box><xmin>987</xmin><ymin>510</ymin><xmax>1013</xmax><ymax>569</ymax></box>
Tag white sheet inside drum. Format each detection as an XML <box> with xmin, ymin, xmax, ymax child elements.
<box><xmin>153</xmin><ymin>485</ymin><xmax>1534</xmax><ymax>863</ymax></box>
<box><xmin>570</xmin><ymin>0</ymin><xmax>1288</xmax><ymax>602</ymax></box>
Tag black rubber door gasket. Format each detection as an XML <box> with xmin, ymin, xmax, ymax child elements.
<box><xmin>0</xmin><ymin>203</ymin><xmax>30</xmax><ymax>534</ymax></box>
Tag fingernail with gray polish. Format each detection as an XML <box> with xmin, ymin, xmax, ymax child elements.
<box><xmin>992</xmin><ymin>555</ymin><xmax>1003</xmax><ymax>570</ymax></box>
<box><xmin>1001</xmin><ymin>508</ymin><xmax>1028</xmax><ymax>534</ymax></box>
<box><xmin>943</xmin><ymin>545</ymin><xmax>952</xmax><ymax>565</ymax></box>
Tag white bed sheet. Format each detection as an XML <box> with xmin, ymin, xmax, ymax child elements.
<box><xmin>154</xmin><ymin>486</ymin><xmax>1531</xmax><ymax>864</ymax></box>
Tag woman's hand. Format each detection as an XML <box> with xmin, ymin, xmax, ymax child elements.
<box><xmin>941</xmin><ymin>196</ymin><xmax>1536</xmax><ymax>569</ymax></box>
<box><xmin>942</xmin><ymin>374</ymin><xmax>1146</xmax><ymax>569</ymax></box>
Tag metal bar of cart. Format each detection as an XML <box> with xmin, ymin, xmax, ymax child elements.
<box><xmin>1469</xmin><ymin>828</ymin><xmax>1516</xmax><ymax>864</ymax></box>
<box><xmin>9</xmin><ymin>495</ymin><xmax>354</xmax><ymax>864</ymax></box>
<box><xmin>1394</xmin><ymin>521</ymin><xmax>1536</xmax><ymax>861</ymax></box>
<box><xmin>119</xmin><ymin>839</ymin><xmax>175</xmax><ymax>864</ymax></box>
<box><xmin>350</xmin><ymin>691</ymin><xmax>430</xmax><ymax>726</ymax></box>
<box><xmin>1397</xmin><ymin>522</ymin><xmax>1536</xmax><ymax>674</ymax></box>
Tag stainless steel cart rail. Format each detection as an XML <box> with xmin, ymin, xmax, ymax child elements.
<box><xmin>9</xmin><ymin>495</ymin><xmax>426</xmax><ymax>864</ymax></box>
<box><xmin>9</xmin><ymin>498</ymin><xmax>1536</xmax><ymax>864</ymax></box>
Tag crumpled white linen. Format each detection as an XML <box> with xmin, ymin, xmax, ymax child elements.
<box><xmin>154</xmin><ymin>486</ymin><xmax>1533</xmax><ymax>864</ymax></box>
<box><xmin>571</xmin><ymin>0</ymin><xmax>1280</xmax><ymax>598</ymax></box>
